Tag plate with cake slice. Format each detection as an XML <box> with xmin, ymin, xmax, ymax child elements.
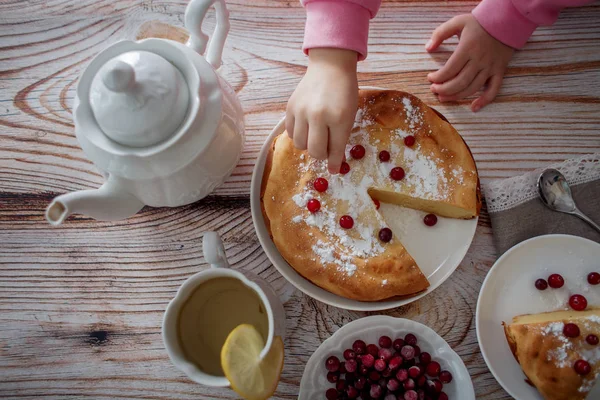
<box><xmin>251</xmin><ymin>89</ymin><xmax>481</xmax><ymax>311</ymax></box>
<box><xmin>477</xmin><ymin>234</ymin><xmax>600</xmax><ymax>400</ymax></box>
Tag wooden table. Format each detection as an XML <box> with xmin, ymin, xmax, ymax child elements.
<box><xmin>1</xmin><ymin>1</ymin><xmax>599</xmax><ymax>398</ymax></box>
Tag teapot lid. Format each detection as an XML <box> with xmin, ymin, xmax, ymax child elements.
<box><xmin>89</xmin><ymin>50</ymin><xmax>190</xmax><ymax>148</ymax></box>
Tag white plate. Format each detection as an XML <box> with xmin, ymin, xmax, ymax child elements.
<box><xmin>476</xmin><ymin>234</ymin><xmax>600</xmax><ymax>399</ymax></box>
<box><xmin>298</xmin><ymin>315</ymin><xmax>475</xmax><ymax>399</ymax></box>
<box><xmin>250</xmin><ymin>113</ymin><xmax>478</xmax><ymax>311</ymax></box>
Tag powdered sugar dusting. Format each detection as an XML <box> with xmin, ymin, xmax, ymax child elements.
<box><xmin>312</xmin><ymin>240</ymin><xmax>357</xmax><ymax>277</ymax></box>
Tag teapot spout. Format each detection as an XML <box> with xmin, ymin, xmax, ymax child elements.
<box><xmin>46</xmin><ymin>177</ymin><xmax>145</xmax><ymax>225</ymax></box>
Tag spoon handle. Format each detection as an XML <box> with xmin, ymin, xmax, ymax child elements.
<box><xmin>573</xmin><ymin>209</ymin><xmax>600</xmax><ymax>234</ymax></box>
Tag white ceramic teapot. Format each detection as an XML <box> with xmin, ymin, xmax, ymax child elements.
<box><xmin>46</xmin><ymin>0</ymin><xmax>244</xmax><ymax>225</ymax></box>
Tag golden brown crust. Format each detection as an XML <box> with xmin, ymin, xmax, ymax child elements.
<box><xmin>503</xmin><ymin>312</ymin><xmax>600</xmax><ymax>400</ymax></box>
<box><xmin>260</xmin><ymin>90</ymin><xmax>480</xmax><ymax>302</ymax></box>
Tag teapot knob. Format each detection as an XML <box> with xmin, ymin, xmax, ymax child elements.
<box><xmin>203</xmin><ymin>232</ymin><xmax>230</xmax><ymax>269</ymax></box>
<box><xmin>103</xmin><ymin>61</ymin><xmax>135</xmax><ymax>93</ymax></box>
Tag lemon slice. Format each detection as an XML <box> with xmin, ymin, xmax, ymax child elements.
<box><xmin>221</xmin><ymin>324</ymin><xmax>284</xmax><ymax>400</ymax></box>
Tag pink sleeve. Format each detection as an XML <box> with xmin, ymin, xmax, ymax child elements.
<box><xmin>301</xmin><ymin>0</ymin><xmax>382</xmax><ymax>60</ymax></box>
<box><xmin>472</xmin><ymin>0</ymin><xmax>595</xmax><ymax>49</ymax></box>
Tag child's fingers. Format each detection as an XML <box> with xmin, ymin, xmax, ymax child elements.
<box><xmin>285</xmin><ymin>110</ymin><xmax>295</xmax><ymax>138</ymax></box>
<box><xmin>471</xmin><ymin>74</ymin><xmax>503</xmax><ymax>112</ymax></box>
<box><xmin>307</xmin><ymin>121</ymin><xmax>329</xmax><ymax>160</ymax></box>
<box><xmin>327</xmin><ymin>125</ymin><xmax>349</xmax><ymax>174</ymax></box>
<box><xmin>426</xmin><ymin>15</ymin><xmax>466</xmax><ymax>52</ymax></box>
<box><xmin>427</xmin><ymin>44</ymin><xmax>469</xmax><ymax>84</ymax></box>
<box><xmin>293</xmin><ymin>116</ymin><xmax>309</xmax><ymax>150</ymax></box>
<box><xmin>431</xmin><ymin>61</ymin><xmax>478</xmax><ymax>96</ymax></box>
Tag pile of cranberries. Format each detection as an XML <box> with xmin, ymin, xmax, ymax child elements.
<box><xmin>324</xmin><ymin>334</ymin><xmax>453</xmax><ymax>400</ymax></box>
<box><xmin>533</xmin><ymin>271</ymin><xmax>599</xmax><ymax>376</ymax></box>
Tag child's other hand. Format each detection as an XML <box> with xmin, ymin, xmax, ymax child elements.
<box><xmin>426</xmin><ymin>14</ymin><xmax>514</xmax><ymax>112</ymax></box>
<box><xmin>286</xmin><ymin>48</ymin><xmax>358</xmax><ymax>174</ymax></box>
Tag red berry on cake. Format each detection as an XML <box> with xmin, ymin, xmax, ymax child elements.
<box><xmin>588</xmin><ymin>272</ymin><xmax>600</xmax><ymax>285</ymax></box>
<box><xmin>569</xmin><ymin>294</ymin><xmax>588</xmax><ymax>311</ymax></box>
<box><xmin>378</xmin><ymin>228</ymin><xmax>392</xmax><ymax>243</ymax></box>
<box><xmin>373</xmin><ymin>198</ymin><xmax>381</xmax><ymax>210</ymax></box>
<box><xmin>379</xmin><ymin>150</ymin><xmax>391</xmax><ymax>162</ymax></box>
<box><xmin>350</xmin><ymin>145</ymin><xmax>366</xmax><ymax>160</ymax></box>
<box><xmin>586</xmin><ymin>334</ymin><xmax>599</xmax><ymax>345</ymax></box>
<box><xmin>340</xmin><ymin>215</ymin><xmax>354</xmax><ymax>229</ymax></box>
<box><xmin>563</xmin><ymin>323</ymin><xmax>580</xmax><ymax>338</ymax></box>
<box><xmin>423</xmin><ymin>214</ymin><xmax>438</xmax><ymax>226</ymax></box>
<box><xmin>548</xmin><ymin>273</ymin><xmax>564</xmax><ymax>288</ymax></box>
<box><xmin>534</xmin><ymin>279</ymin><xmax>548</xmax><ymax>290</ymax></box>
<box><xmin>340</xmin><ymin>161</ymin><xmax>350</xmax><ymax>175</ymax></box>
<box><xmin>404</xmin><ymin>135</ymin><xmax>416</xmax><ymax>147</ymax></box>
<box><xmin>313</xmin><ymin>177</ymin><xmax>328</xmax><ymax>192</ymax></box>
<box><xmin>307</xmin><ymin>199</ymin><xmax>320</xmax><ymax>213</ymax></box>
<box><xmin>574</xmin><ymin>359</ymin><xmax>591</xmax><ymax>375</ymax></box>
<box><xmin>390</xmin><ymin>167</ymin><xmax>405</xmax><ymax>181</ymax></box>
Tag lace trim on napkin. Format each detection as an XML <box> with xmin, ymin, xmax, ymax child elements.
<box><xmin>483</xmin><ymin>153</ymin><xmax>600</xmax><ymax>213</ymax></box>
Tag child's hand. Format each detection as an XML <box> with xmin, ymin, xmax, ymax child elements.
<box><xmin>426</xmin><ymin>14</ymin><xmax>514</xmax><ymax>112</ymax></box>
<box><xmin>286</xmin><ymin>48</ymin><xmax>358</xmax><ymax>174</ymax></box>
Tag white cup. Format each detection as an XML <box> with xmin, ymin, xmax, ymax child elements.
<box><xmin>162</xmin><ymin>232</ymin><xmax>286</xmax><ymax>387</ymax></box>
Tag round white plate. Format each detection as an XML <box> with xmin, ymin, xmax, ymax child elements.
<box><xmin>250</xmin><ymin>112</ymin><xmax>478</xmax><ymax>311</ymax></box>
<box><xmin>298</xmin><ymin>316</ymin><xmax>475</xmax><ymax>399</ymax></box>
<box><xmin>476</xmin><ymin>234</ymin><xmax>600</xmax><ymax>399</ymax></box>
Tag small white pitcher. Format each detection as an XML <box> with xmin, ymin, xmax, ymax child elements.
<box><xmin>162</xmin><ymin>232</ymin><xmax>286</xmax><ymax>387</ymax></box>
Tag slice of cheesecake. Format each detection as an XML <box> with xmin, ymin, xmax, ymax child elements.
<box><xmin>503</xmin><ymin>309</ymin><xmax>600</xmax><ymax>400</ymax></box>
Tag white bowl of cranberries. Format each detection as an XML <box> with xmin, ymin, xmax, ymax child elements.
<box><xmin>299</xmin><ymin>316</ymin><xmax>475</xmax><ymax>400</ymax></box>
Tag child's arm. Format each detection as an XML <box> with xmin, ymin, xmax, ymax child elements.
<box><xmin>287</xmin><ymin>1</ymin><xmax>381</xmax><ymax>174</ymax></box>
<box><xmin>426</xmin><ymin>0</ymin><xmax>595</xmax><ymax>112</ymax></box>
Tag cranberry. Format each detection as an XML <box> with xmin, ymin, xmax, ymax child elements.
<box><xmin>359</xmin><ymin>364</ymin><xmax>369</xmax><ymax>376</ymax></box>
<box><xmin>369</xmin><ymin>371</ymin><xmax>381</xmax><ymax>382</ymax></box>
<box><xmin>535</xmin><ymin>278</ymin><xmax>548</xmax><ymax>291</ymax></box>
<box><xmin>569</xmin><ymin>294</ymin><xmax>588</xmax><ymax>311</ymax></box>
<box><xmin>587</xmin><ymin>334</ymin><xmax>599</xmax><ymax>345</ymax></box>
<box><xmin>361</xmin><ymin>353</ymin><xmax>375</xmax><ymax>368</ymax></box>
<box><xmin>344</xmin><ymin>349</ymin><xmax>356</xmax><ymax>360</ymax></box>
<box><xmin>313</xmin><ymin>178</ymin><xmax>328</xmax><ymax>193</ymax></box>
<box><xmin>430</xmin><ymin>379</ymin><xmax>443</xmax><ymax>393</ymax></box>
<box><xmin>386</xmin><ymin>378</ymin><xmax>400</xmax><ymax>392</ymax></box>
<box><xmin>390</xmin><ymin>167</ymin><xmax>406</xmax><ymax>181</ymax></box>
<box><xmin>353</xmin><ymin>339</ymin><xmax>367</xmax><ymax>355</ymax></box>
<box><xmin>326</xmin><ymin>355</ymin><xmax>340</xmax><ymax>372</ymax></box>
<box><xmin>374</xmin><ymin>359</ymin><xmax>387</xmax><ymax>372</ymax></box>
<box><xmin>563</xmin><ymin>323</ymin><xmax>580</xmax><ymax>338</ymax></box>
<box><xmin>419</xmin><ymin>352</ymin><xmax>432</xmax><ymax>365</ymax></box>
<box><xmin>325</xmin><ymin>388</ymin><xmax>338</xmax><ymax>400</ymax></box>
<box><xmin>379</xmin><ymin>150</ymin><xmax>391</xmax><ymax>162</ymax></box>
<box><xmin>403</xmin><ymin>378</ymin><xmax>416</xmax><ymax>390</ymax></box>
<box><xmin>439</xmin><ymin>370</ymin><xmax>453</xmax><ymax>384</ymax></box>
<box><xmin>347</xmin><ymin>386</ymin><xmax>360</xmax><ymax>399</ymax></box>
<box><xmin>413</xmin><ymin>345</ymin><xmax>421</xmax><ymax>357</ymax></box>
<box><xmin>548</xmin><ymin>273</ymin><xmax>564</xmax><ymax>289</ymax></box>
<box><xmin>370</xmin><ymin>383</ymin><xmax>383</xmax><ymax>399</ymax></box>
<box><xmin>337</xmin><ymin>379</ymin><xmax>347</xmax><ymax>391</ymax></box>
<box><xmin>340</xmin><ymin>215</ymin><xmax>354</xmax><ymax>229</ymax></box>
<box><xmin>379</xmin><ymin>335</ymin><xmax>392</xmax><ymax>348</ymax></box>
<box><xmin>574</xmin><ymin>359</ymin><xmax>591</xmax><ymax>375</ymax></box>
<box><xmin>350</xmin><ymin>145</ymin><xmax>366</xmax><ymax>160</ymax></box>
<box><xmin>388</xmin><ymin>355</ymin><xmax>403</xmax><ymax>370</ymax></box>
<box><xmin>404</xmin><ymin>136</ymin><xmax>416</xmax><ymax>147</ymax></box>
<box><xmin>404</xmin><ymin>333</ymin><xmax>417</xmax><ymax>346</ymax></box>
<box><xmin>340</xmin><ymin>161</ymin><xmax>350</xmax><ymax>175</ymax></box>
<box><xmin>401</xmin><ymin>345</ymin><xmax>416</xmax><ymax>360</ymax></box>
<box><xmin>373</xmin><ymin>198</ymin><xmax>381</xmax><ymax>210</ymax></box>
<box><xmin>588</xmin><ymin>272</ymin><xmax>600</xmax><ymax>285</ymax></box>
<box><xmin>438</xmin><ymin>393</ymin><xmax>449</xmax><ymax>400</ymax></box>
<box><xmin>404</xmin><ymin>390</ymin><xmax>418</xmax><ymax>400</ymax></box>
<box><xmin>340</xmin><ymin>362</ymin><xmax>347</xmax><ymax>374</ymax></box>
<box><xmin>327</xmin><ymin>371</ymin><xmax>339</xmax><ymax>383</ymax></box>
<box><xmin>396</xmin><ymin>368</ymin><xmax>408</xmax><ymax>382</ymax></box>
<box><xmin>346</xmin><ymin>359</ymin><xmax>358</xmax><ymax>373</ymax></box>
<box><xmin>393</xmin><ymin>338</ymin><xmax>405</xmax><ymax>351</ymax></box>
<box><xmin>355</xmin><ymin>376</ymin><xmax>367</xmax><ymax>390</ymax></box>
<box><xmin>379</xmin><ymin>348</ymin><xmax>393</xmax><ymax>361</ymax></box>
<box><xmin>416</xmin><ymin>375</ymin><xmax>427</xmax><ymax>388</ymax></box>
<box><xmin>423</xmin><ymin>214</ymin><xmax>437</xmax><ymax>227</ymax></box>
<box><xmin>425</xmin><ymin>361</ymin><xmax>441</xmax><ymax>377</ymax></box>
<box><xmin>408</xmin><ymin>365</ymin><xmax>422</xmax><ymax>378</ymax></box>
<box><xmin>367</xmin><ymin>344</ymin><xmax>379</xmax><ymax>358</ymax></box>
<box><xmin>306</xmin><ymin>198</ymin><xmax>321</xmax><ymax>213</ymax></box>
<box><xmin>384</xmin><ymin>394</ymin><xmax>397</xmax><ymax>400</ymax></box>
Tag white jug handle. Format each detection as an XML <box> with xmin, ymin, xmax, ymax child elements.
<box><xmin>203</xmin><ymin>231</ymin><xmax>230</xmax><ymax>269</ymax></box>
<box><xmin>184</xmin><ymin>0</ymin><xmax>230</xmax><ymax>69</ymax></box>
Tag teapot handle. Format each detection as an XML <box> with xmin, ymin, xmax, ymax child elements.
<box><xmin>185</xmin><ymin>0</ymin><xmax>230</xmax><ymax>69</ymax></box>
<box><xmin>203</xmin><ymin>231</ymin><xmax>230</xmax><ymax>269</ymax></box>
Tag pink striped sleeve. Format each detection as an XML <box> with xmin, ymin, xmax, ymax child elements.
<box><xmin>473</xmin><ymin>0</ymin><xmax>595</xmax><ymax>49</ymax></box>
<box><xmin>301</xmin><ymin>0</ymin><xmax>382</xmax><ymax>60</ymax></box>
